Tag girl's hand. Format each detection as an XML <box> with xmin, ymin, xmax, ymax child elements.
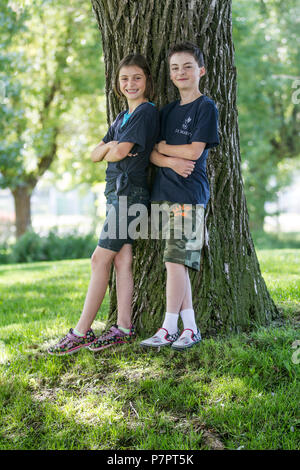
<box><xmin>109</xmin><ymin>140</ymin><xmax>118</xmax><ymax>147</ymax></box>
<box><xmin>169</xmin><ymin>157</ymin><xmax>196</xmax><ymax>178</ymax></box>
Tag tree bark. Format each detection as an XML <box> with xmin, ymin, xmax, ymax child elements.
<box><xmin>91</xmin><ymin>0</ymin><xmax>279</xmax><ymax>335</ymax></box>
<box><xmin>12</xmin><ymin>186</ymin><xmax>33</xmax><ymax>238</ymax></box>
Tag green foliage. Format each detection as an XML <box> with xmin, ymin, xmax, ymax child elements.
<box><xmin>232</xmin><ymin>0</ymin><xmax>300</xmax><ymax>229</ymax></box>
<box><xmin>252</xmin><ymin>231</ymin><xmax>300</xmax><ymax>250</ymax></box>
<box><xmin>0</xmin><ymin>0</ymin><xmax>107</xmax><ymax>194</ymax></box>
<box><xmin>1</xmin><ymin>230</ymin><xmax>97</xmax><ymax>263</ymax></box>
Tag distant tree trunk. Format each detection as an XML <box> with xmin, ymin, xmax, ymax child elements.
<box><xmin>10</xmin><ymin>131</ymin><xmax>58</xmax><ymax>239</ymax></box>
<box><xmin>92</xmin><ymin>0</ymin><xmax>279</xmax><ymax>335</ymax></box>
<box><xmin>12</xmin><ymin>186</ymin><xmax>33</xmax><ymax>238</ymax></box>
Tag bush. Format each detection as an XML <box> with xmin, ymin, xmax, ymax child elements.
<box><xmin>252</xmin><ymin>230</ymin><xmax>300</xmax><ymax>250</ymax></box>
<box><xmin>0</xmin><ymin>241</ymin><xmax>10</xmax><ymax>264</ymax></box>
<box><xmin>4</xmin><ymin>230</ymin><xmax>97</xmax><ymax>264</ymax></box>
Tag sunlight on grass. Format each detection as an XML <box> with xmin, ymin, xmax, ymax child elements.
<box><xmin>0</xmin><ymin>252</ymin><xmax>299</xmax><ymax>450</ymax></box>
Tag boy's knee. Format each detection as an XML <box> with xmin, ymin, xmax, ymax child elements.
<box><xmin>165</xmin><ymin>261</ymin><xmax>186</xmax><ymax>272</ymax></box>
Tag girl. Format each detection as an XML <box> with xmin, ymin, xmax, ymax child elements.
<box><xmin>48</xmin><ymin>54</ymin><xmax>159</xmax><ymax>355</ymax></box>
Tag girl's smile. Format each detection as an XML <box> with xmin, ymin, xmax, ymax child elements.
<box><xmin>119</xmin><ymin>65</ymin><xmax>147</xmax><ymax>104</ymax></box>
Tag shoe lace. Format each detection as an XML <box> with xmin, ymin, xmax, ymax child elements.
<box><xmin>99</xmin><ymin>326</ymin><xmax>116</xmax><ymax>340</ymax></box>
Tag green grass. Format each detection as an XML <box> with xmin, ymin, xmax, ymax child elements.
<box><xmin>0</xmin><ymin>251</ymin><xmax>299</xmax><ymax>450</ymax></box>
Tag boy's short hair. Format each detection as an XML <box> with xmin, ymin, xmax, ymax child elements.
<box><xmin>114</xmin><ymin>53</ymin><xmax>154</xmax><ymax>100</ymax></box>
<box><xmin>168</xmin><ymin>42</ymin><xmax>205</xmax><ymax>68</ymax></box>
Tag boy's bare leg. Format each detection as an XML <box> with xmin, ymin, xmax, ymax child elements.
<box><xmin>114</xmin><ymin>244</ymin><xmax>133</xmax><ymax>329</ymax></box>
<box><xmin>180</xmin><ymin>268</ymin><xmax>193</xmax><ymax>311</ymax></box>
<box><xmin>165</xmin><ymin>261</ymin><xmax>187</xmax><ymax>313</ymax></box>
<box><xmin>179</xmin><ymin>268</ymin><xmax>198</xmax><ymax>333</ymax></box>
<box><xmin>75</xmin><ymin>246</ymin><xmax>117</xmax><ymax>334</ymax></box>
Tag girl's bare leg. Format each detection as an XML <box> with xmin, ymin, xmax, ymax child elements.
<box><xmin>114</xmin><ymin>244</ymin><xmax>133</xmax><ymax>329</ymax></box>
<box><xmin>75</xmin><ymin>246</ymin><xmax>117</xmax><ymax>334</ymax></box>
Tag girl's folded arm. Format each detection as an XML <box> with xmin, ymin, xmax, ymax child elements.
<box><xmin>104</xmin><ymin>142</ymin><xmax>135</xmax><ymax>162</ymax></box>
<box><xmin>91</xmin><ymin>141</ymin><xmax>118</xmax><ymax>162</ymax></box>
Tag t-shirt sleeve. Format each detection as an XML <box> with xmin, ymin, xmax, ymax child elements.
<box><xmin>102</xmin><ymin>121</ymin><xmax>116</xmax><ymax>143</ymax></box>
<box><xmin>191</xmin><ymin>101</ymin><xmax>219</xmax><ymax>149</ymax></box>
<box><xmin>117</xmin><ymin>110</ymin><xmax>150</xmax><ymax>152</ymax></box>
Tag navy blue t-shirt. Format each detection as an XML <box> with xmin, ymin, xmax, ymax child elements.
<box><xmin>151</xmin><ymin>95</ymin><xmax>219</xmax><ymax>206</ymax></box>
<box><xmin>102</xmin><ymin>102</ymin><xmax>159</xmax><ymax>195</ymax></box>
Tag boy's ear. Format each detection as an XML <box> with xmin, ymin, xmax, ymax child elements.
<box><xmin>200</xmin><ymin>66</ymin><xmax>206</xmax><ymax>77</ymax></box>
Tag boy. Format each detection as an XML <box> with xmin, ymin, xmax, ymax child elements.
<box><xmin>140</xmin><ymin>42</ymin><xmax>219</xmax><ymax>351</ymax></box>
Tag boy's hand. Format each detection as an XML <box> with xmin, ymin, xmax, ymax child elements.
<box><xmin>157</xmin><ymin>141</ymin><xmax>166</xmax><ymax>153</ymax></box>
<box><xmin>128</xmin><ymin>152</ymin><xmax>138</xmax><ymax>157</ymax></box>
<box><xmin>169</xmin><ymin>157</ymin><xmax>195</xmax><ymax>178</ymax></box>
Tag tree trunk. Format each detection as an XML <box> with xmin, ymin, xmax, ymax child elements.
<box><xmin>91</xmin><ymin>0</ymin><xmax>279</xmax><ymax>335</ymax></box>
<box><xmin>12</xmin><ymin>186</ymin><xmax>33</xmax><ymax>238</ymax></box>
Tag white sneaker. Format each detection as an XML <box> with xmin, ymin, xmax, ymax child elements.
<box><xmin>171</xmin><ymin>328</ymin><xmax>202</xmax><ymax>350</ymax></box>
<box><xmin>140</xmin><ymin>328</ymin><xmax>180</xmax><ymax>348</ymax></box>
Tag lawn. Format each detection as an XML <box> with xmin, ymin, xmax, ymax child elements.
<box><xmin>0</xmin><ymin>250</ymin><xmax>299</xmax><ymax>450</ymax></box>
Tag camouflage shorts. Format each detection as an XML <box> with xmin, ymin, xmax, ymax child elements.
<box><xmin>152</xmin><ymin>201</ymin><xmax>205</xmax><ymax>271</ymax></box>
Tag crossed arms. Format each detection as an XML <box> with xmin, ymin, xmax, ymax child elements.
<box><xmin>150</xmin><ymin>140</ymin><xmax>206</xmax><ymax>178</ymax></box>
<box><xmin>91</xmin><ymin>139</ymin><xmax>206</xmax><ymax>178</ymax></box>
<box><xmin>91</xmin><ymin>140</ymin><xmax>136</xmax><ymax>163</ymax></box>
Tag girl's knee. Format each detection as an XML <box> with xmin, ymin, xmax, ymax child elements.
<box><xmin>91</xmin><ymin>247</ymin><xmax>113</xmax><ymax>271</ymax></box>
<box><xmin>114</xmin><ymin>248</ymin><xmax>132</xmax><ymax>271</ymax></box>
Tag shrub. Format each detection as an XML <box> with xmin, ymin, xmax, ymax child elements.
<box><xmin>7</xmin><ymin>230</ymin><xmax>97</xmax><ymax>263</ymax></box>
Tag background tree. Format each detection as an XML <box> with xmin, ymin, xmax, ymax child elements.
<box><xmin>0</xmin><ymin>0</ymin><xmax>106</xmax><ymax>238</ymax></box>
<box><xmin>232</xmin><ymin>0</ymin><xmax>300</xmax><ymax>231</ymax></box>
<box><xmin>91</xmin><ymin>0</ymin><xmax>279</xmax><ymax>335</ymax></box>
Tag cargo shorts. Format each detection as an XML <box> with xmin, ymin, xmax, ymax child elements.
<box><xmin>152</xmin><ymin>201</ymin><xmax>205</xmax><ymax>271</ymax></box>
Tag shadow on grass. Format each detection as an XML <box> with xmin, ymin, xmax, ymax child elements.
<box><xmin>1</xmin><ymin>316</ymin><xmax>300</xmax><ymax>451</ymax></box>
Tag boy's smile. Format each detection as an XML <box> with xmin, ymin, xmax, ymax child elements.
<box><xmin>169</xmin><ymin>52</ymin><xmax>205</xmax><ymax>91</ymax></box>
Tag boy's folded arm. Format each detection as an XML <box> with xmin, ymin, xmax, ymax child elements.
<box><xmin>150</xmin><ymin>149</ymin><xmax>175</xmax><ymax>168</ymax></box>
<box><xmin>91</xmin><ymin>140</ymin><xmax>118</xmax><ymax>162</ymax></box>
<box><xmin>157</xmin><ymin>141</ymin><xmax>206</xmax><ymax>160</ymax></box>
<box><xmin>150</xmin><ymin>149</ymin><xmax>195</xmax><ymax>178</ymax></box>
<box><xmin>104</xmin><ymin>141</ymin><xmax>135</xmax><ymax>162</ymax></box>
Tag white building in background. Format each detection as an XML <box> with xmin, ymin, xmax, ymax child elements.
<box><xmin>264</xmin><ymin>172</ymin><xmax>300</xmax><ymax>233</ymax></box>
<box><xmin>0</xmin><ymin>182</ymin><xmax>106</xmax><ymax>242</ymax></box>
